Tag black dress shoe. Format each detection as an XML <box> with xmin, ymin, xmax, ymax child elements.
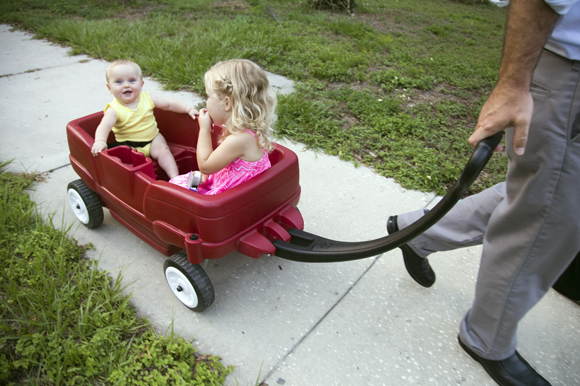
<box><xmin>387</xmin><ymin>216</ymin><xmax>435</xmax><ymax>287</ymax></box>
<box><xmin>458</xmin><ymin>336</ymin><xmax>551</xmax><ymax>386</ymax></box>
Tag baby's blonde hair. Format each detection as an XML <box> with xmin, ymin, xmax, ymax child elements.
<box><xmin>106</xmin><ymin>59</ymin><xmax>143</xmax><ymax>83</ymax></box>
<box><xmin>204</xmin><ymin>59</ymin><xmax>277</xmax><ymax>152</ymax></box>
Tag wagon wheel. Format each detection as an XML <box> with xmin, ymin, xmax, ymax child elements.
<box><xmin>163</xmin><ymin>252</ymin><xmax>215</xmax><ymax>312</ymax></box>
<box><xmin>67</xmin><ymin>179</ymin><xmax>104</xmax><ymax>229</ymax></box>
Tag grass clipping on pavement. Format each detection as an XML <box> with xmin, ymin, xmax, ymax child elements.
<box><xmin>0</xmin><ymin>163</ymin><xmax>232</xmax><ymax>384</ymax></box>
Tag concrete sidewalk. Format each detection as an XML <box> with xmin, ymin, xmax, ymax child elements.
<box><xmin>1</xmin><ymin>24</ymin><xmax>578</xmax><ymax>386</ymax></box>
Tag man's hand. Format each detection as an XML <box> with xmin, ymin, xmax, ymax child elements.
<box><xmin>468</xmin><ymin>82</ymin><xmax>533</xmax><ymax>155</ymax></box>
<box><xmin>468</xmin><ymin>0</ymin><xmax>559</xmax><ymax>155</ymax></box>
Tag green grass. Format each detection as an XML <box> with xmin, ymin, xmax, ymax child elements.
<box><xmin>0</xmin><ymin>0</ymin><xmax>507</xmax><ymax>194</ymax></box>
<box><xmin>0</xmin><ymin>163</ymin><xmax>233</xmax><ymax>384</ymax></box>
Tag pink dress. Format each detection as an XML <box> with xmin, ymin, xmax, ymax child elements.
<box><xmin>170</xmin><ymin>130</ymin><xmax>271</xmax><ymax>195</ymax></box>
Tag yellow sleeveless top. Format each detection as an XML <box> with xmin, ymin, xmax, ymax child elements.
<box><xmin>105</xmin><ymin>91</ymin><xmax>159</xmax><ymax>142</ymax></box>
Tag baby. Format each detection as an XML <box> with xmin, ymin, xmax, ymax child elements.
<box><xmin>91</xmin><ymin>59</ymin><xmax>197</xmax><ymax>180</ymax></box>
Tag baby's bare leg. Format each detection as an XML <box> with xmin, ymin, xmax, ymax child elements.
<box><xmin>149</xmin><ymin>134</ymin><xmax>179</xmax><ymax>179</ymax></box>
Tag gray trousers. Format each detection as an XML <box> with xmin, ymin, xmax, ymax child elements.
<box><xmin>398</xmin><ymin>49</ymin><xmax>580</xmax><ymax>361</ymax></box>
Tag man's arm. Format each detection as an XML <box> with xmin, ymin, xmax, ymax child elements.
<box><xmin>468</xmin><ymin>0</ymin><xmax>560</xmax><ymax>155</ymax></box>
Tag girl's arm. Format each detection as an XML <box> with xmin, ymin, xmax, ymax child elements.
<box><xmin>91</xmin><ymin>108</ymin><xmax>118</xmax><ymax>156</ymax></box>
<box><xmin>196</xmin><ymin>109</ymin><xmax>248</xmax><ymax>175</ymax></box>
<box><xmin>150</xmin><ymin>94</ymin><xmax>198</xmax><ymax>119</ymax></box>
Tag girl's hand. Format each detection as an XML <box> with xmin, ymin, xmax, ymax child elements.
<box><xmin>198</xmin><ymin>108</ymin><xmax>212</xmax><ymax>130</ymax></box>
<box><xmin>91</xmin><ymin>140</ymin><xmax>108</xmax><ymax>156</ymax></box>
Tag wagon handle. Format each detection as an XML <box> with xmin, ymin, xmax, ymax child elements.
<box><xmin>273</xmin><ymin>132</ymin><xmax>503</xmax><ymax>263</ymax></box>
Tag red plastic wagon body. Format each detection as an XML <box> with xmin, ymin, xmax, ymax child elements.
<box><xmin>66</xmin><ymin>109</ymin><xmax>304</xmax><ymax>311</ymax></box>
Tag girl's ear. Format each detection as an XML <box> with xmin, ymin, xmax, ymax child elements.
<box><xmin>224</xmin><ymin>96</ymin><xmax>232</xmax><ymax>112</ymax></box>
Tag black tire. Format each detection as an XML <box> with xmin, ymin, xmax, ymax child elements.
<box><xmin>67</xmin><ymin>179</ymin><xmax>104</xmax><ymax>229</ymax></box>
<box><xmin>163</xmin><ymin>252</ymin><xmax>215</xmax><ymax>312</ymax></box>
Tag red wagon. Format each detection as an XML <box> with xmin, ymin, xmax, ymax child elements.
<box><xmin>66</xmin><ymin>110</ymin><xmax>304</xmax><ymax>312</ymax></box>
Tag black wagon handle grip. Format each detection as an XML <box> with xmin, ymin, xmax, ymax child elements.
<box><xmin>273</xmin><ymin>132</ymin><xmax>503</xmax><ymax>263</ymax></box>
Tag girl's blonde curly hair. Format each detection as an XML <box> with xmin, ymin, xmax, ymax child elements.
<box><xmin>204</xmin><ymin>59</ymin><xmax>277</xmax><ymax>152</ymax></box>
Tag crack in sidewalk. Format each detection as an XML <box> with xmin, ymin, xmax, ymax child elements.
<box><xmin>0</xmin><ymin>59</ymin><xmax>93</xmax><ymax>78</ymax></box>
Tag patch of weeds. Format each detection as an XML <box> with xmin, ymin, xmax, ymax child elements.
<box><xmin>425</xmin><ymin>24</ymin><xmax>456</xmax><ymax>38</ymax></box>
<box><xmin>372</xmin><ymin>69</ymin><xmax>436</xmax><ymax>92</ymax></box>
<box><xmin>308</xmin><ymin>44</ymin><xmax>370</xmax><ymax>82</ymax></box>
<box><xmin>278</xmin><ymin>84</ymin><xmax>506</xmax><ymax>194</ymax></box>
<box><xmin>0</xmin><ymin>163</ymin><xmax>233</xmax><ymax>384</ymax></box>
<box><xmin>450</xmin><ymin>0</ymin><xmax>493</xmax><ymax>5</ymax></box>
<box><xmin>276</xmin><ymin>84</ymin><xmax>343</xmax><ymax>149</ymax></box>
<box><xmin>308</xmin><ymin>0</ymin><xmax>357</xmax><ymax>13</ymax></box>
<box><xmin>0</xmin><ymin>0</ymin><xmax>131</xmax><ymax>25</ymax></box>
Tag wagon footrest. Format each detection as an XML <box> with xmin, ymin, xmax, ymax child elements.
<box><xmin>238</xmin><ymin>230</ymin><xmax>277</xmax><ymax>259</ymax></box>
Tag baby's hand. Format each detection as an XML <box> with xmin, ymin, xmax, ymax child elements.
<box><xmin>186</xmin><ymin>106</ymin><xmax>198</xmax><ymax>119</ymax></box>
<box><xmin>91</xmin><ymin>140</ymin><xmax>107</xmax><ymax>157</ymax></box>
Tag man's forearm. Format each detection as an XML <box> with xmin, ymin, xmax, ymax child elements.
<box><xmin>467</xmin><ymin>0</ymin><xmax>561</xmax><ymax>152</ymax></box>
<box><xmin>498</xmin><ymin>0</ymin><xmax>560</xmax><ymax>89</ymax></box>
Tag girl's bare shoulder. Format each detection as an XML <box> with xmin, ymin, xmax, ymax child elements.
<box><xmin>227</xmin><ymin>130</ymin><xmax>256</xmax><ymax>142</ymax></box>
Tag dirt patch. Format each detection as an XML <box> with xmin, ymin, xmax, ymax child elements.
<box><xmin>411</xmin><ymin>84</ymin><xmax>472</xmax><ymax>105</ymax></box>
<box><xmin>210</xmin><ymin>0</ymin><xmax>250</xmax><ymax>12</ymax></box>
<box><xmin>116</xmin><ymin>5</ymin><xmax>165</xmax><ymax>20</ymax></box>
<box><xmin>358</xmin><ymin>12</ymin><xmax>419</xmax><ymax>38</ymax></box>
<box><xmin>338</xmin><ymin>112</ymin><xmax>360</xmax><ymax>129</ymax></box>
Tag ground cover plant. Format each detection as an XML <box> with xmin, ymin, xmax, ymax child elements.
<box><xmin>0</xmin><ymin>163</ymin><xmax>233</xmax><ymax>384</ymax></box>
<box><xmin>0</xmin><ymin>0</ymin><xmax>508</xmax><ymax>195</ymax></box>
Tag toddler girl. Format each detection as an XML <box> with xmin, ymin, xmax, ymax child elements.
<box><xmin>170</xmin><ymin>59</ymin><xmax>276</xmax><ymax>195</ymax></box>
<box><xmin>91</xmin><ymin>59</ymin><xmax>197</xmax><ymax>180</ymax></box>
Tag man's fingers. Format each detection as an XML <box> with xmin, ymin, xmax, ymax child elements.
<box><xmin>468</xmin><ymin>128</ymin><xmax>489</xmax><ymax>149</ymax></box>
<box><xmin>469</xmin><ymin>127</ymin><xmax>505</xmax><ymax>153</ymax></box>
<box><xmin>512</xmin><ymin>123</ymin><xmax>529</xmax><ymax>155</ymax></box>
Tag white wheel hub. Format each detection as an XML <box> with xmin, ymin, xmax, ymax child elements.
<box><xmin>165</xmin><ymin>267</ymin><xmax>199</xmax><ymax>308</ymax></box>
<box><xmin>68</xmin><ymin>189</ymin><xmax>89</xmax><ymax>224</ymax></box>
